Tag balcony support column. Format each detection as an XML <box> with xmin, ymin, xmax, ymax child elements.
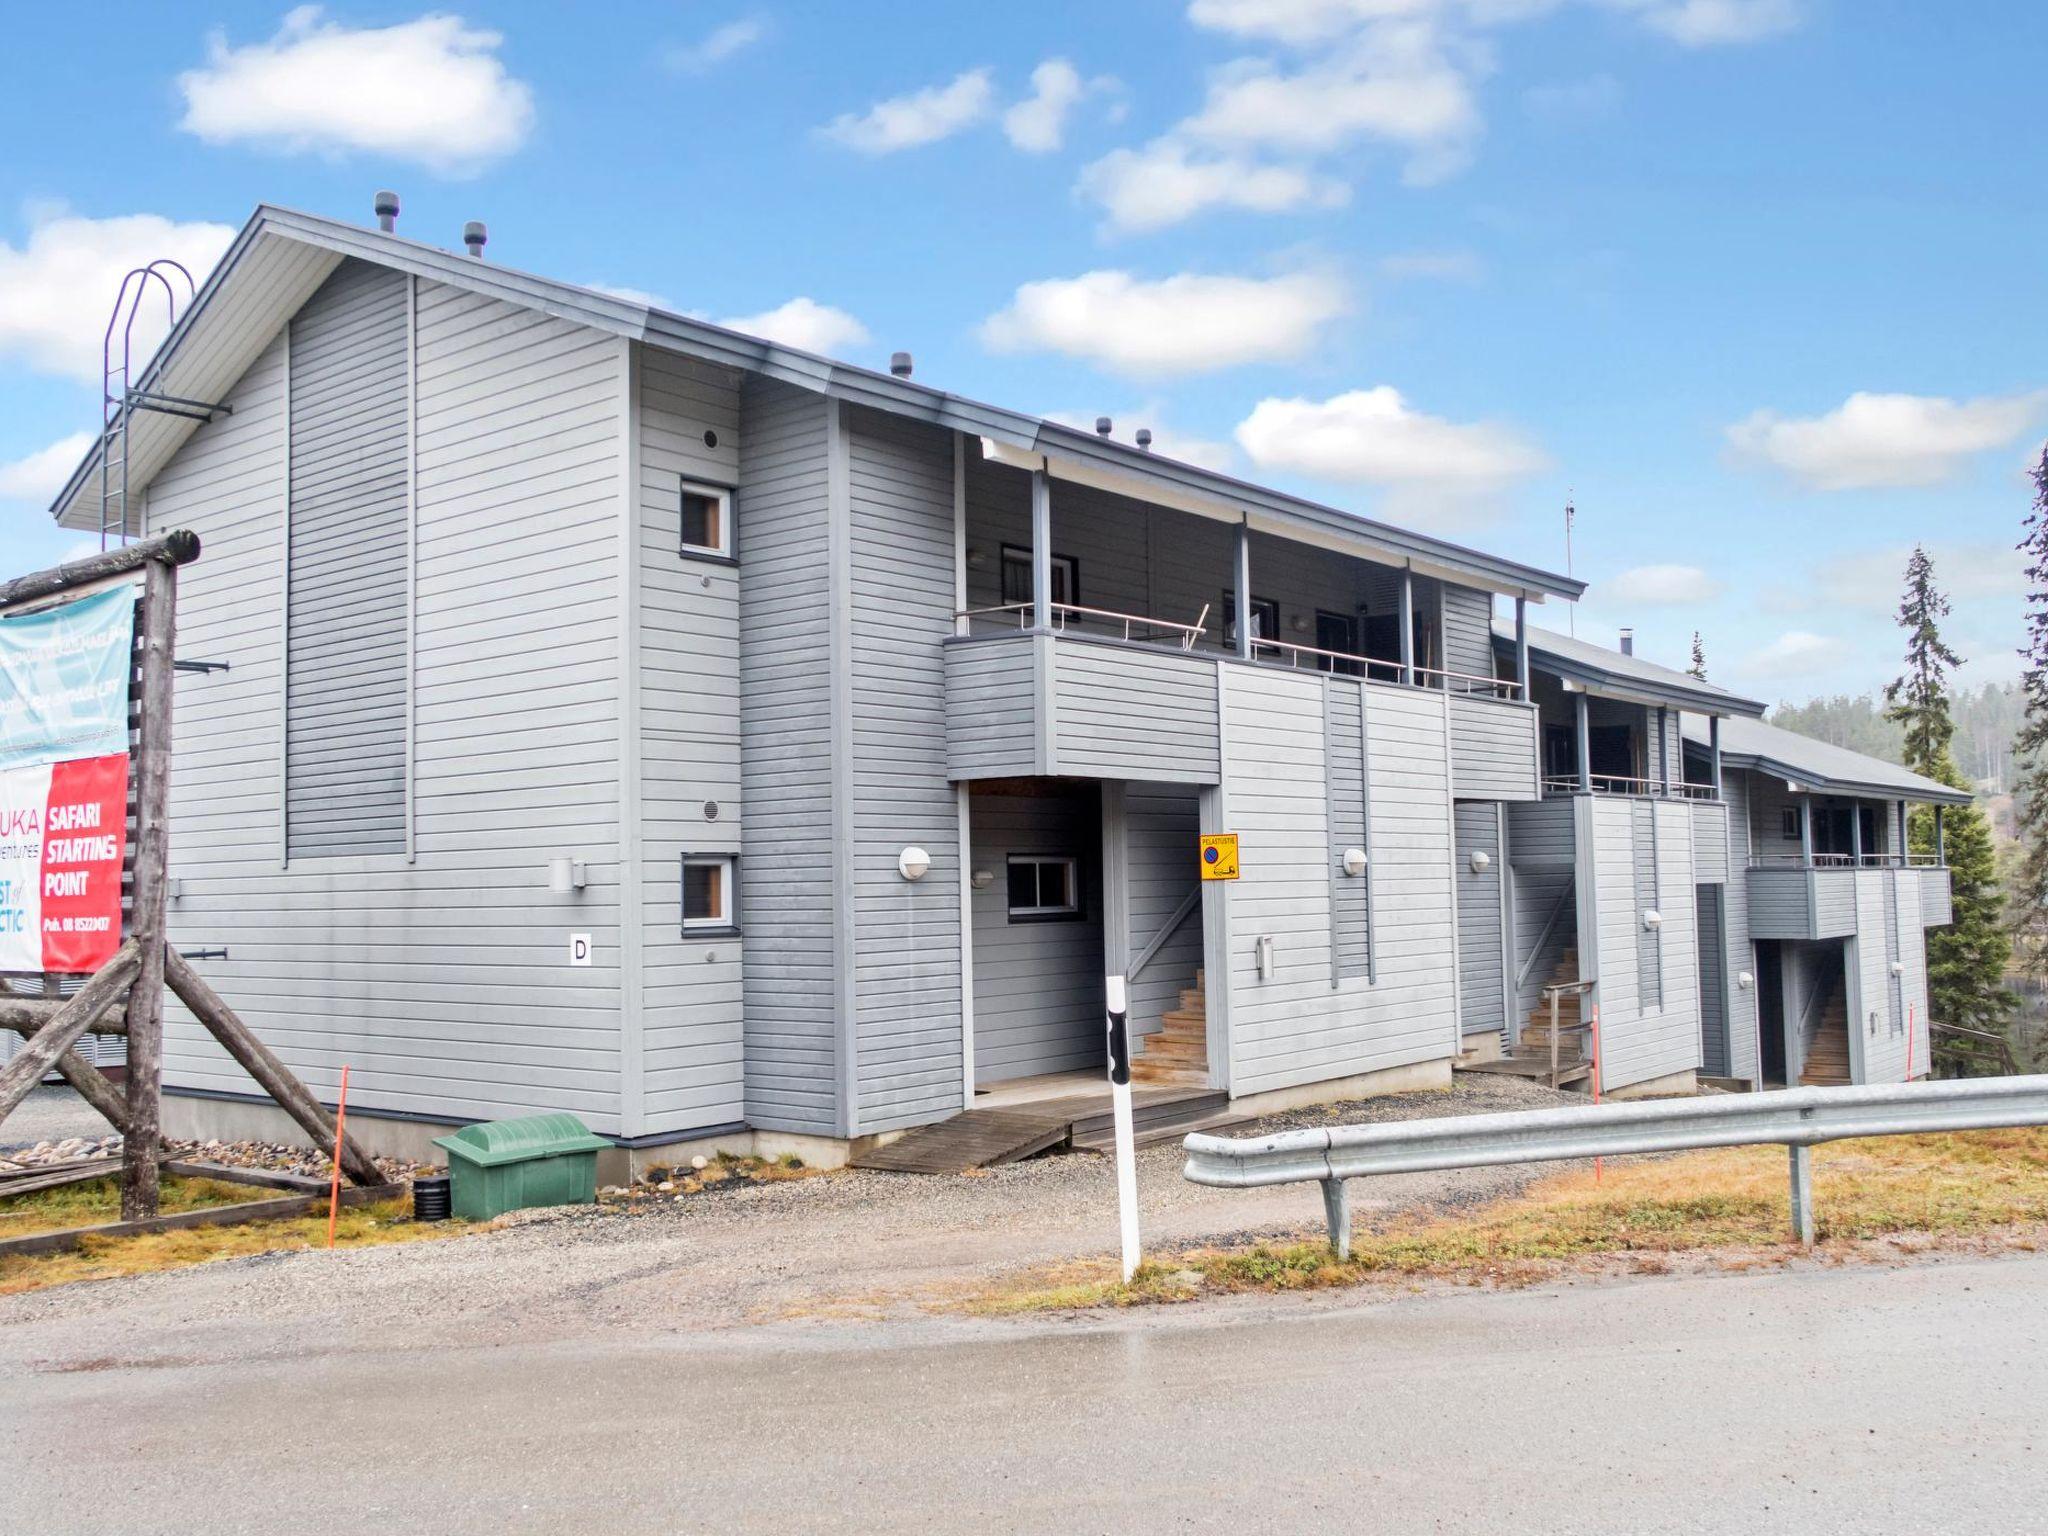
<box><xmin>1935</xmin><ymin>804</ymin><xmax>1946</xmax><ymax>864</ymax></box>
<box><xmin>1800</xmin><ymin>798</ymin><xmax>1814</xmax><ymax>866</ymax></box>
<box><xmin>1398</xmin><ymin>567</ymin><xmax>1415</xmax><ymax>686</ymax></box>
<box><xmin>1850</xmin><ymin>803</ymin><xmax>1863</xmax><ymax>867</ymax></box>
<box><xmin>1575</xmin><ymin>691</ymin><xmax>1592</xmax><ymax>794</ymax></box>
<box><xmin>1708</xmin><ymin>715</ymin><xmax>1723</xmax><ymax>797</ymax></box>
<box><xmin>1514</xmin><ymin>595</ymin><xmax>1530</xmax><ymax>698</ymax></box>
<box><xmin>1233</xmin><ymin>519</ymin><xmax>1253</xmax><ymax>661</ymax></box>
<box><xmin>1030</xmin><ymin>466</ymin><xmax>1053</xmax><ymax>632</ymax></box>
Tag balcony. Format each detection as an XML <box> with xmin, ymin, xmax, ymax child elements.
<box><xmin>943</xmin><ymin>602</ymin><xmax>1537</xmax><ymax>795</ymax></box>
<box><xmin>1747</xmin><ymin>855</ymin><xmax>1950</xmax><ymax>941</ymax></box>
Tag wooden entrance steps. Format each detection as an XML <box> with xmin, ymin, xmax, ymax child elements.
<box><xmin>1457</xmin><ymin>947</ymin><xmax>1593</xmax><ymax>1090</ymax></box>
<box><xmin>850</xmin><ymin>1086</ymin><xmax>1233</xmax><ymax>1175</ymax></box>
<box><xmin>1799</xmin><ymin>976</ymin><xmax>1852</xmax><ymax>1087</ymax></box>
<box><xmin>1132</xmin><ymin>968</ymin><xmax>1208</xmax><ymax>1087</ymax></box>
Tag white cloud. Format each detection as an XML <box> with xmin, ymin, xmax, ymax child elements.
<box><xmin>1186</xmin><ymin>0</ymin><xmax>1456</xmax><ymax>45</ymax></box>
<box><xmin>1180</xmin><ymin>24</ymin><xmax>1485</xmax><ymax>183</ymax></box>
<box><xmin>664</xmin><ymin>17</ymin><xmax>766</xmax><ymax>73</ymax></box>
<box><xmin>980</xmin><ymin>269</ymin><xmax>1349</xmax><ymax>378</ymax></box>
<box><xmin>820</xmin><ymin>68</ymin><xmax>995</xmax><ymax>153</ymax></box>
<box><xmin>586</xmin><ymin>282</ymin><xmax>667</xmax><ymax>308</ymax></box>
<box><xmin>1738</xmin><ymin>629</ymin><xmax>1849</xmax><ymax>679</ymax></box>
<box><xmin>1799</xmin><ymin>542</ymin><xmax>2030</xmax><ymax>617</ymax></box>
<box><xmin>0</xmin><ymin>210</ymin><xmax>236</xmax><ymax>382</ymax></box>
<box><xmin>1377</xmin><ymin>249</ymin><xmax>1484</xmax><ymax>281</ymax></box>
<box><xmin>1610</xmin><ymin>0</ymin><xmax>1802</xmax><ymax>46</ymax></box>
<box><xmin>717</xmin><ymin>297</ymin><xmax>869</xmax><ymax>355</ymax></box>
<box><xmin>1599</xmin><ymin>563</ymin><xmax>1723</xmax><ymax>606</ymax></box>
<box><xmin>0</xmin><ymin>433</ymin><xmax>95</xmax><ymax>503</ymax></box>
<box><xmin>1726</xmin><ymin>390</ymin><xmax>2048</xmax><ymax>491</ymax></box>
<box><xmin>1003</xmin><ymin>59</ymin><xmax>1121</xmax><ymax>153</ymax></box>
<box><xmin>1077</xmin><ymin>138</ymin><xmax>1350</xmax><ymax>233</ymax></box>
<box><xmin>1235</xmin><ymin>386</ymin><xmax>1547</xmax><ymax>515</ymax></box>
<box><xmin>176</xmin><ymin>7</ymin><xmax>534</xmax><ymax>174</ymax></box>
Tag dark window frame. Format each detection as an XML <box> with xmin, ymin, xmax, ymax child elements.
<box><xmin>1005</xmin><ymin>852</ymin><xmax>1083</xmax><ymax>923</ymax></box>
<box><xmin>1222</xmin><ymin>590</ymin><xmax>1281</xmax><ymax>648</ymax></box>
<box><xmin>999</xmin><ymin>544</ymin><xmax>1078</xmax><ymax>611</ymax></box>
<box><xmin>680</xmin><ymin>852</ymin><xmax>740</xmax><ymax>936</ymax></box>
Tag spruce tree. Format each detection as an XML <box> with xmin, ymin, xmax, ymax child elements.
<box><xmin>2014</xmin><ymin>447</ymin><xmax>2048</xmax><ymax>977</ymax></box>
<box><xmin>1883</xmin><ymin>547</ymin><xmax>2012</xmax><ymax>1033</ymax></box>
<box><xmin>1687</xmin><ymin>631</ymin><xmax>1707</xmax><ymax>680</ymax></box>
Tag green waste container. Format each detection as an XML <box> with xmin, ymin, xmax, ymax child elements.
<box><xmin>431</xmin><ymin>1112</ymin><xmax>613</xmax><ymax>1221</ymax></box>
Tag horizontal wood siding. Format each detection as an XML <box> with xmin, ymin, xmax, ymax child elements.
<box><xmin>156</xmin><ymin>279</ymin><xmax>630</xmax><ymax>1129</ymax></box>
<box><xmin>1326</xmin><ymin>683</ymin><xmax>1371</xmax><ymax>980</ymax></box>
<box><xmin>1581</xmin><ymin>795</ymin><xmax>1701</xmax><ymax>1091</ymax></box>
<box><xmin>738</xmin><ymin>379</ymin><xmax>837</xmax><ymax>1134</ymax></box>
<box><xmin>943</xmin><ymin>636</ymin><xmax>1041</xmax><ymax>780</ymax></box>
<box><xmin>1221</xmin><ymin>672</ymin><xmax>1456</xmax><ymax>1097</ymax></box>
<box><xmin>1747</xmin><ymin>868</ymin><xmax>1815</xmax><ymax>939</ymax></box>
<box><xmin>969</xmin><ymin>788</ymin><xmax>1104</xmax><ymax>1081</ymax></box>
<box><xmin>1697</xmin><ymin>884</ymin><xmax>1727</xmax><ymax>1076</ymax></box>
<box><xmin>1505</xmin><ymin>797</ymin><xmax>1576</xmax><ymax>866</ymax></box>
<box><xmin>285</xmin><ymin>260</ymin><xmax>409</xmax><ymax>857</ymax></box>
<box><xmin>1921</xmin><ymin>866</ymin><xmax>1954</xmax><ymax>926</ymax></box>
<box><xmin>1691</xmin><ymin>801</ymin><xmax>1729</xmax><ymax>882</ymax></box>
<box><xmin>1053</xmin><ymin>640</ymin><xmax>1221</xmax><ymax>784</ymax></box>
<box><xmin>1720</xmin><ymin>770</ymin><xmax>1759</xmax><ymax>1079</ymax></box>
<box><xmin>1439</xmin><ymin>583</ymin><xmax>1495</xmax><ymax>681</ymax></box>
<box><xmin>1455</xmin><ymin>802</ymin><xmax>1506</xmax><ymax>1037</ymax></box>
<box><xmin>847</xmin><ymin>408</ymin><xmax>962</xmax><ymax>1131</ymax></box>
<box><xmin>1448</xmin><ymin>695</ymin><xmax>1539</xmax><ymax>800</ymax></box>
<box><xmin>635</xmin><ymin>347</ymin><xmax>744</xmax><ymax>1131</ymax></box>
<box><xmin>1811</xmin><ymin>871</ymin><xmax>1858</xmax><ymax>936</ymax></box>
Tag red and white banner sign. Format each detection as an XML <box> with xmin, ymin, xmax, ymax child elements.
<box><xmin>0</xmin><ymin>753</ymin><xmax>128</xmax><ymax>974</ymax></box>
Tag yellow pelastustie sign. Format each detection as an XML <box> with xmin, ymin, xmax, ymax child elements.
<box><xmin>1198</xmin><ymin>833</ymin><xmax>1240</xmax><ymax>881</ymax></box>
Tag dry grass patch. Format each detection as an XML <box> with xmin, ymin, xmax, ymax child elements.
<box><xmin>964</xmin><ymin>1128</ymin><xmax>2048</xmax><ymax>1315</ymax></box>
<box><xmin>0</xmin><ymin>1181</ymin><xmax>474</xmax><ymax>1297</ymax></box>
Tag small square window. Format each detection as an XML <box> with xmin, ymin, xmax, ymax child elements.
<box><xmin>680</xmin><ymin>480</ymin><xmax>733</xmax><ymax>558</ymax></box>
<box><xmin>1222</xmin><ymin>591</ymin><xmax>1281</xmax><ymax>647</ymax></box>
<box><xmin>1782</xmin><ymin>808</ymin><xmax>1800</xmax><ymax>840</ymax></box>
<box><xmin>682</xmin><ymin>855</ymin><xmax>735</xmax><ymax>930</ymax></box>
<box><xmin>1006</xmin><ymin>854</ymin><xmax>1080</xmax><ymax>921</ymax></box>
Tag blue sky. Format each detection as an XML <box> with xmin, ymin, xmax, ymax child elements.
<box><xmin>2</xmin><ymin>1</ymin><xmax>2042</xmax><ymax>705</ymax></box>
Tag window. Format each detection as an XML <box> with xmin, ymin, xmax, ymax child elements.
<box><xmin>1781</xmin><ymin>807</ymin><xmax>1800</xmax><ymax>840</ymax></box>
<box><xmin>682</xmin><ymin>855</ymin><xmax>736</xmax><ymax>931</ymax></box>
<box><xmin>1314</xmin><ymin>611</ymin><xmax>1361</xmax><ymax>675</ymax></box>
<box><xmin>1222</xmin><ymin>591</ymin><xmax>1280</xmax><ymax>647</ymax></box>
<box><xmin>1006</xmin><ymin>854</ymin><xmax>1080</xmax><ymax>921</ymax></box>
<box><xmin>679</xmin><ymin>479</ymin><xmax>733</xmax><ymax>559</ymax></box>
<box><xmin>1000</xmin><ymin>545</ymin><xmax>1077</xmax><ymax>609</ymax></box>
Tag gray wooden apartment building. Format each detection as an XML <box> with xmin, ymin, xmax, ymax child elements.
<box><xmin>38</xmin><ymin>202</ymin><xmax>1965</xmax><ymax>1164</ymax></box>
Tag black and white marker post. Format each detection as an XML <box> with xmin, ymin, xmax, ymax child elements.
<box><xmin>1104</xmin><ymin>972</ymin><xmax>1141</xmax><ymax>1280</ymax></box>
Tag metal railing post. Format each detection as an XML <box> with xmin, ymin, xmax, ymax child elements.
<box><xmin>1787</xmin><ymin>1144</ymin><xmax>1815</xmax><ymax>1244</ymax></box>
<box><xmin>1321</xmin><ymin>1176</ymin><xmax>1352</xmax><ymax>1259</ymax></box>
<box><xmin>1549</xmin><ymin>988</ymin><xmax>1560</xmax><ymax>1086</ymax></box>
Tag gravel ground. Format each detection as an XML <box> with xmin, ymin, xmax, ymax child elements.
<box><xmin>0</xmin><ymin>1076</ymin><xmax>1583</xmax><ymax>1371</ymax></box>
<box><xmin>0</xmin><ymin>1085</ymin><xmax>109</xmax><ymax>1156</ymax></box>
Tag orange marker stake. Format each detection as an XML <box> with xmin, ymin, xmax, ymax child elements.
<box><xmin>326</xmin><ymin>1064</ymin><xmax>351</xmax><ymax>1250</ymax></box>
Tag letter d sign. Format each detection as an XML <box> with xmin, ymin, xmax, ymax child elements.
<box><xmin>569</xmin><ymin>933</ymin><xmax>593</xmax><ymax>967</ymax></box>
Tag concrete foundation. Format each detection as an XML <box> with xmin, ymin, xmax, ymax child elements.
<box><xmin>1605</xmin><ymin>1068</ymin><xmax>1700</xmax><ymax>1101</ymax></box>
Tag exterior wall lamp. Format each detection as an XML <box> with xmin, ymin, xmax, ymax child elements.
<box><xmin>1642</xmin><ymin>909</ymin><xmax>1663</xmax><ymax>930</ymax></box>
<box><xmin>1341</xmin><ymin>848</ymin><xmax>1368</xmax><ymax>877</ymax></box>
<box><xmin>971</xmin><ymin>868</ymin><xmax>995</xmax><ymax>890</ymax></box>
<box><xmin>548</xmin><ymin>857</ymin><xmax>587</xmax><ymax>894</ymax></box>
<box><xmin>898</xmin><ymin>847</ymin><xmax>932</xmax><ymax>881</ymax></box>
<box><xmin>1468</xmin><ymin>849</ymin><xmax>1492</xmax><ymax>873</ymax></box>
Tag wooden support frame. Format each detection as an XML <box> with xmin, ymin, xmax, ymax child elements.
<box><xmin>0</xmin><ymin>534</ymin><xmax>386</xmax><ymax>1222</ymax></box>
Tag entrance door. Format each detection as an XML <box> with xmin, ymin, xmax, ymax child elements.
<box><xmin>1315</xmin><ymin>611</ymin><xmax>1361</xmax><ymax>674</ymax></box>
<box><xmin>1756</xmin><ymin>942</ymin><xmax>1786</xmax><ymax>1085</ymax></box>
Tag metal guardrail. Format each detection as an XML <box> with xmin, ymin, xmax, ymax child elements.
<box><xmin>1183</xmin><ymin>1075</ymin><xmax>2048</xmax><ymax>1255</ymax></box>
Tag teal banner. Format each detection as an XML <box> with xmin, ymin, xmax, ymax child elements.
<box><xmin>0</xmin><ymin>586</ymin><xmax>137</xmax><ymax>771</ymax></box>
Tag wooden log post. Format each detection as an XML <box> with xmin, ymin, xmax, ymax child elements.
<box><xmin>0</xmin><ymin>530</ymin><xmax>200</xmax><ymax>611</ymax></box>
<box><xmin>0</xmin><ymin>1014</ymin><xmax>133</xmax><ymax>1133</ymax></box>
<box><xmin>165</xmin><ymin>948</ymin><xmax>383</xmax><ymax>1187</ymax></box>
<box><xmin>0</xmin><ymin>942</ymin><xmax>141</xmax><ymax>1124</ymax></box>
<box><xmin>121</xmin><ymin>556</ymin><xmax>179</xmax><ymax>1220</ymax></box>
<box><xmin>0</xmin><ymin>995</ymin><xmax>128</xmax><ymax>1034</ymax></box>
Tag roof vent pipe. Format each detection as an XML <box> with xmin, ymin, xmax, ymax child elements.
<box><xmin>1135</xmin><ymin>428</ymin><xmax>1153</xmax><ymax>451</ymax></box>
<box><xmin>890</xmin><ymin>351</ymin><xmax>913</xmax><ymax>378</ymax></box>
<box><xmin>1619</xmin><ymin>627</ymin><xmax>1634</xmax><ymax>656</ymax></box>
<box><xmin>463</xmin><ymin>221</ymin><xmax>488</xmax><ymax>258</ymax></box>
<box><xmin>374</xmin><ymin>190</ymin><xmax>400</xmax><ymax>233</ymax></box>
<box><xmin>1095</xmin><ymin>416</ymin><xmax>1113</xmax><ymax>437</ymax></box>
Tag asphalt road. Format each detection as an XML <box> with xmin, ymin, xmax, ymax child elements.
<box><xmin>5</xmin><ymin>1253</ymin><xmax>2042</xmax><ymax>1534</ymax></box>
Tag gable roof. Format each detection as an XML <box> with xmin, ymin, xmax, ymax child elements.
<box><xmin>52</xmin><ymin>203</ymin><xmax>1584</xmax><ymax>604</ymax></box>
<box><xmin>1494</xmin><ymin>620</ymin><xmax>1767</xmax><ymax>717</ymax></box>
<box><xmin>1682</xmin><ymin>714</ymin><xmax>1973</xmax><ymax>806</ymax></box>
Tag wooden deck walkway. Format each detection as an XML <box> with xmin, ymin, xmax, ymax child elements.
<box><xmin>850</xmin><ymin>1087</ymin><xmax>1235</xmax><ymax>1175</ymax></box>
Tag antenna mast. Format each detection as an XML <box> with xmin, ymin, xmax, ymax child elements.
<box><xmin>1564</xmin><ymin>495</ymin><xmax>1576</xmax><ymax>637</ymax></box>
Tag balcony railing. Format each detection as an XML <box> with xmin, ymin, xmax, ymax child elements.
<box><xmin>955</xmin><ymin>600</ymin><xmax>1209</xmax><ymax>650</ymax></box>
<box><xmin>1541</xmin><ymin>773</ymin><xmax>1720</xmax><ymax>801</ymax></box>
<box><xmin>1749</xmin><ymin>852</ymin><xmax>1945</xmax><ymax>870</ymax></box>
<box><xmin>1249</xmin><ymin>637</ymin><xmax>1522</xmax><ymax>699</ymax></box>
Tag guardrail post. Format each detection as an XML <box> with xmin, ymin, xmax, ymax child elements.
<box><xmin>1321</xmin><ymin>1176</ymin><xmax>1352</xmax><ymax>1260</ymax></box>
<box><xmin>1787</xmin><ymin>1145</ymin><xmax>1815</xmax><ymax>1245</ymax></box>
